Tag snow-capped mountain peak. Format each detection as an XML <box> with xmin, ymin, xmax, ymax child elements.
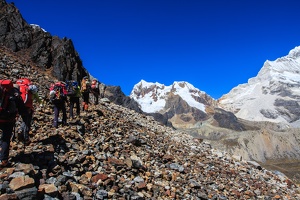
<box><xmin>130</xmin><ymin>80</ymin><xmax>210</xmax><ymax>113</ymax></box>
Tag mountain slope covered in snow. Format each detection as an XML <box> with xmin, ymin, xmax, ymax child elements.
<box><xmin>130</xmin><ymin>80</ymin><xmax>209</xmax><ymax>113</ymax></box>
<box><xmin>218</xmin><ymin>46</ymin><xmax>300</xmax><ymax>127</ymax></box>
<box><xmin>130</xmin><ymin>80</ymin><xmax>218</xmax><ymax>128</ymax></box>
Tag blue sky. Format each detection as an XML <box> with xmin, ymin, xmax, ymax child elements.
<box><xmin>7</xmin><ymin>0</ymin><xmax>300</xmax><ymax>99</ymax></box>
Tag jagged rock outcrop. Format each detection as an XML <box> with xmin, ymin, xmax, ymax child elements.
<box><xmin>0</xmin><ymin>0</ymin><xmax>88</xmax><ymax>82</ymax></box>
<box><xmin>104</xmin><ymin>85</ymin><xmax>143</xmax><ymax>113</ymax></box>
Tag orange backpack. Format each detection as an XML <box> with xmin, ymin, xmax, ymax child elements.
<box><xmin>81</xmin><ymin>78</ymin><xmax>90</xmax><ymax>93</ymax></box>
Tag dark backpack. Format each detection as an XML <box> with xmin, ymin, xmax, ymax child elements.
<box><xmin>0</xmin><ymin>80</ymin><xmax>17</xmax><ymax>117</ymax></box>
<box><xmin>66</xmin><ymin>80</ymin><xmax>78</xmax><ymax>96</ymax></box>
<box><xmin>50</xmin><ymin>82</ymin><xmax>67</xmax><ymax>102</ymax></box>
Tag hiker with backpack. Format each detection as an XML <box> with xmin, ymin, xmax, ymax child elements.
<box><xmin>15</xmin><ymin>78</ymin><xmax>41</xmax><ymax>144</ymax></box>
<box><xmin>80</xmin><ymin>76</ymin><xmax>91</xmax><ymax>112</ymax></box>
<box><xmin>66</xmin><ymin>80</ymin><xmax>81</xmax><ymax>119</ymax></box>
<box><xmin>91</xmin><ymin>78</ymin><xmax>100</xmax><ymax>105</ymax></box>
<box><xmin>0</xmin><ymin>80</ymin><xmax>30</xmax><ymax>168</ymax></box>
<box><xmin>49</xmin><ymin>81</ymin><xmax>68</xmax><ymax>128</ymax></box>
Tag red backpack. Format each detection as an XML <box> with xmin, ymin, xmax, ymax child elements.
<box><xmin>0</xmin><ymin>80</ymin><xmax>15</xmax><ymax>116</ymax></box>
<box><xmin>16</xmin><ymin>78</ymin><xmax>33</xmax><ymax>109</ymax></box>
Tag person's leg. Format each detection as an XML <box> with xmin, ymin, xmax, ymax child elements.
<box><xmin>75</xmin><ymin>97</ymin><xmax>80</xmax><ymax>116</ymax></box>
<box><xmin>69</xmin><ymin>98</ymin><xmax>74</xmax><ymax>119</ymax></box>
<box><xmin>82</xmin><ymin>102</ymin><xmax>86</xmax><ymax>111</ymax></box>
<box><xmin>95</xmin><ymin>93</ymin><xmax>99</xmax><ymax>105</ymax></box>
<box><xmin>85</xmin><ymin>93</ymin><xmax>90</xmax><ymax>110</ymax></box>
<box><xmin>84</xmin><ymin>102</ymin><xmax>89</xmax><ymax>111</ymax></box>
<box><xmin>82</xmin><ymin>93</ymin><xmax>89</xmax><ymax>111</ymax></box>
<box><xmin>82</xmin><ymin>93</ymin><xmax>86</xmax><ymax>111</ymax></box>
<box><xmin>62</xmin><ymin>104</ymin><xmax>67</xmax><ymax>125</ymax></box>
<box><xmin>0</xmin><ymin>122</ymin><xmax>14</xmax><ymax>163</ymax></box>
<box><xmin>24</xmin><ymin>109</ymin><xmax>33</xmax><ymax>142</ymax></box>
<box><xmin>18</xmin><ymin>108</ymin><xmax>31</xmax><ymax>141</ymax></box>
<box><xmin>53</xmin><ymin>105</ymin><xmax>59</xmax><ymax>128</ymax></box>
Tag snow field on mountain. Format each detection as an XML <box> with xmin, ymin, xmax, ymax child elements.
<box><xmin>131</xmin><ymin>80</ymin><xmax>206</xmax><ymax>113</ymax></box>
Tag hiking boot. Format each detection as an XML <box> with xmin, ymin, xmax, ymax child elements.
<box><xmin>0</xmin><ymin>160</ymin><xmax>8</xmax><ymax>168</ymax></box>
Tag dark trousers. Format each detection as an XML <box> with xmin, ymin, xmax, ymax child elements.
<box><xmin>82</xmin><ymin>92</ymin><xmax>89</xmax><ymax>104</ymax></box>
<box><xmin>69</xmin><ymin>97</ymin><xmax>80</xmax><ymax>118</ymax></box>
<box><xmin>53</xmin><ymin>103</ymin><xmax>67</xmax><ymax>128</ymax></box>
<box><xmin>92</xmin><ymin>91</ymin><xmax>99</xmax><ymax>105</ymax></box>
<box><xmin>82</xmin><ymin>92</ymin><xmax>89</xmax><ymax>111</ymax></box>
<box><xmin>0</xmin><ymin>122</ymin><xmax>14</xmax><ymax>160</ymax></box>
<box><xmin>20</xmin><ymin>108</ymin><xmax>32</xmax><ymax>140</ymax></box>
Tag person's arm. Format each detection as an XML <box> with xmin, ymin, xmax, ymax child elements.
<box><xmin>76</xmin><ymin>86</ymin><xmax>82</xmax><ymax>97</ymax></box>
<box><xmin>33</xmin><ymin>92</ymin><xmax>42</xmax><ymax>104</ymax></box>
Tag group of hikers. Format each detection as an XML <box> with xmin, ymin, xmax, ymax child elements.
<box><xmin>0</xmin><ymin>76</ymin><xmax>102</xmax><ymax>168</ymax></box>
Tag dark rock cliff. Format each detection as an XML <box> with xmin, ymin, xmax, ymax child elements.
<box><xmin>0</xmin><ymin>0</ymin><xmax>88</xmax><ymax>83</ymax></box>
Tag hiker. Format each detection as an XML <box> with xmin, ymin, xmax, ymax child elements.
<box><xmin>0</xmin><ymin>80</ymin><xmax>30</xmax><ymax>168</ymax></box>
<box><xmin>80</xmin><ymin>76</ymin><xmax>91</xmax><ymax>111</ymax></box>
<box><xmin>66</xmin><ymin>80</ymin><xmax>81</xmax><ymax>119</ymax></box>
<box><xmin>15</xmin><ymin>78</ymin><xmax>41</xmax><ymax>143</ymax></box>
<box><xmin>91</xmin><ymin>78</ymin><xmax>100</xmax><ymax>105</ymax></box>
<box><xmin>49</xmin><ymin>81</ymin><xmax>68</xmax><ymax>128</ymax></box>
